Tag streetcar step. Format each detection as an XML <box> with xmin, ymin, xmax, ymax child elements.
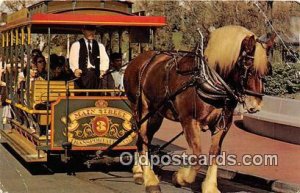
<box><xmin>0</xmin><ymin>129</ymin><xmax>47</xmax><ymax>162</ymax></box>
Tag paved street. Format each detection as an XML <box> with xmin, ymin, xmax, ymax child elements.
<box><xmin>0</xmin><ymin>107</ymin><xmax>273</xmax><ymax>193</ymax></box>
<box><xmin>0</xmin><ymin>136</ymin><xmax>271</xmax><ymax>193</ymax></box>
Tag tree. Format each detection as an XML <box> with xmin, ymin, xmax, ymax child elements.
<box><xmin>0</xmin><ymin>0</ymin><xmax>37</xmax><ymax>12</ymax></box>
<box><xmin>1</xmin><ymin>0</ymin><xmax>48</xmax><ymax>51</ymax></box>
<box><xmin>133</xmin><ymin>1</ymin><xmax>299</xmax><ymax>53</ymax></box>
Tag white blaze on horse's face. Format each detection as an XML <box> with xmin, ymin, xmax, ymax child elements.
<box><xmin>244</xmin><ymin>95</ymin><xmax>262</xmax><ymax>113</ymax></box>
<box><xmin>243</xmin><ymin>70</ymin><xmax>264</xmax><ymax>113</ymax></box>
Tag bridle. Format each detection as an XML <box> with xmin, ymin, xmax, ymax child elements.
<box><xmin>235</xmin><ymin>38</ymin><xmax>272</xmax><ymax>103</ymax></box>
<box><xmin>236</xmin><ymin>50</ymin><xmax>264</xmax><ymax>102</ymax></box>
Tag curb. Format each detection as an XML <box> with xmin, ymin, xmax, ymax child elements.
<box><xmin>272</xmin><ymin>181</ymin><xmax>300</xmax><ymax>193</ymax></box>
<box><xmin>162</xmin><ymin>164</ymin><xmax>300</xmax><ymax>192</ymax></box>
<box><xmin>210</xmin><ymin>167</ymin><xmax>300</xmax><ymax>193</ymax></box>
<box><xmin>242</xmin><ymin>95</ymin><xmax>300</xmax><ymax>145</ymax></box>
<box><xmin>155</xmin><ymin>141</ymin><xmax>300</xmax><ymax>193</ymax></box>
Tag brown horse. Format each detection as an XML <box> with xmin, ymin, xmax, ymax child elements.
<box><xmin>124</xmin><ymin>25</ymin><xmax>275</xmax><ymax>193</ymax></box>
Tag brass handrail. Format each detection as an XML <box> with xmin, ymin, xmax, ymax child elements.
<box><xmin>49</xmin><ymin>89</ymin><xmax>125</xmax><ymax>93</ymax></box>
<box><xmin>5</xmin><ymin>99</ymin><xmax>49</xmax><ymax>114</ymax></box>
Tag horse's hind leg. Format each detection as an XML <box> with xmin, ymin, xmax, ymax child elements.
<box><xmin>146</xmin><ymin>113</ymin><xmax>164</xmax><ymax>144</ymax></box>
<box><xmin>133</xmin><ymin>113</ymin><xmax>163</xmax><ymax>186</ymax></box>
<box><xmin>132</xmin><ymin>96</ymin><xmax>162</xmax><ymax>193</ymax></box>
<box><xmin>132</xmin><ymin>159</ymin><xmax>144</xmax><ymax>185</ymax></box>
<box><xmin>202</xmin><ymin>128</ymin><xmax>229</xmax><ymax>193</ymax></box>
<box><xmin>132</xmin><ymin>103</ymin><xmax>144</xmax><ymax>185</ymax></box>
<box><xmin>172</xmin><ymin>118</ymin><xmax>201</xmax><ymax>187</ymax></box>
<box><xmin>144</xmin><ymin>113</ymin><xmax>164</xmax><ymax>193</ymax></box>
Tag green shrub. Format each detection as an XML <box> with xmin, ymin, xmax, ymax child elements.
<box><xmin>265</xmin><ymin>63</ymin><xmax>300</xmax><ymax>96</ymax></box>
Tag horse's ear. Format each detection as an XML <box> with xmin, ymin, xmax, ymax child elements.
<box><xmin>266</xmin><ymin>33</ymin><xmax>276</xmax><ymax>49</ymax></box>
<box><xmin>242</xmin><ymin>35</ymin><xmax>256</xmax><ymax>54</ymax></box>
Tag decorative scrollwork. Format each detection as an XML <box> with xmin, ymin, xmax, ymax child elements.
<box><xmin>82</xmin><ymin>123</ymin><xmax>95</xmax><ymax>138</ymax></box>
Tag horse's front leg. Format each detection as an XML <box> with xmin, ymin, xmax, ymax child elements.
<box><xmin>172</xmin><ymin>118</ymin><xmax>201</xmax><ymax>187</ymax></box>
<box><xmin>202</xmin><ymin>128</ymin><xmax>228</xmax><ymax>193</ymax></box>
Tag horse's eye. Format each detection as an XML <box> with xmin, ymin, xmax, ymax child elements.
<box><xmin>245</xmin><ymin>59</ymin><xmax>254</xmax><ymax>67</ymax></box>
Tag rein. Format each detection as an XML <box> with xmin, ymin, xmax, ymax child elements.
<box><xmin>244</xmin><ymin>89</ymin><xmax>264</xmax><ymax>97</ymax></box>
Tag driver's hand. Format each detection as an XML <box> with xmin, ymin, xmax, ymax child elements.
<box><xmin>74</xmin><ymin>69</ymin><xmax>82</xmax><ymax>78</ymax></box>
<box><xmin>99</xmin><ymin>70</ymin><xmax>105</xmax><ymax>79</ymax></box>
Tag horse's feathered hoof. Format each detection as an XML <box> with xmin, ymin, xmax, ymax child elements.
<box><xmin>134</xmin><ymin>176</ymin><xmax>144</xmax><ymax>185</ymax></box>
<box><xmin>171</xmin><ymin>171</ymin><xmax>192</xmax><ymax>187</ymax></box>
<box><xmin>202</xmin><ymin>188</ymin><xmax>221</xmax><ymax>193</ymax></box>
<box><xmin>171</xmin><ymin>172</ymin><xmax>182</xmax><ymax>188</ymax></box>
<box><xmin>202</xmin><ymin>181</ymin><xmax>221</xmax><ymax>193</ymax></box>
<box><xmin>146</xmin><ymin>185</ymin><xmax>161</xmax><ymax>193</ymax></box>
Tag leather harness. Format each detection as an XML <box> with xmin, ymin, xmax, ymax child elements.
<box><xmin>135</xmin><ymin>47</ymin><xmax>262</xmax><ymax>133</ymax></box>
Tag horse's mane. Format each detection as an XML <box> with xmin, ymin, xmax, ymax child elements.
<box><xmin>204</xmin><ymin>25</ymin><xmax>268</xmax><ymax>76</ymax></box>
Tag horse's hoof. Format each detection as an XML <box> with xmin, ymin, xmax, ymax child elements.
<box><xmin>202</xmin><ymin>189</ymin><xmax>221</xmax><ymax>193</ymax></box>
<box><xmin>171</xmin><ymin>171</ymin><xmax>191</xmax><ymax>187</ymax></box>
<box><xmin>134</xmin><ymin>176</ymin><xmax>144</xmax><ymax>185</ymax></box>
<box><xmin>171</xmin><ymin>172</ymin><xmax>181</xmax><ymax>188</ymax></box>
<box><xmin>145</xmin><ymin>185</ymin><xmax>161</xmax><ymax>193</ymax></box>
<box><xmin>202</xmin><ymin>181</ymin><xmax>220</xmax><ymax>193</ymax></box>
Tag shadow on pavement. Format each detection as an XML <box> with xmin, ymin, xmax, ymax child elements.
<box><xmin>233</xmin><ymin>119</ymin><xmax>244</xmax><ymax>130</ymax></box>
<box><xmin>0</xmin><ymin>142</ymin><xmax>132</xmax><ymax>175</ymax></box>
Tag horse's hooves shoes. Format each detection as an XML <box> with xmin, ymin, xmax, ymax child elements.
<box><xmin>133</xmin><ymin>176</ymin><xmax>144</xmax><ymax>185</ymax></box>
<box><xmin>146</xmin><ymin>185</ymin><xmax>161</xmax><ymax>193</ymax></box>
<box><xmin>171</xmin><ymin>172</ymin><xmax>181</xmax><ymax>188</ymax></box>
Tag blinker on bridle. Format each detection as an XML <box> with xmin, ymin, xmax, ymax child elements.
<box><xmin>237</xmin><ymin>45</ymin><xmax>265</xmax><ymax>102</ymax></box>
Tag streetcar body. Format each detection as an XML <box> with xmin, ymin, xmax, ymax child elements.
<box><xmin>0</xmin><ymin>0</ymin><xmax>166</xmax><ymax>162</ymax></box>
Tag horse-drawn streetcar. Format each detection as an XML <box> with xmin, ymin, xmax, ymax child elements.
<box><xmin>0</xmin><ymin>0</ymin><xmax>166</xmax><ymax>163</ymax></box>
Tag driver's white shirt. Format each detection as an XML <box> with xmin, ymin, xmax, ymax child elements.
<box><xmin>69</xmin><ymin>38</ymin><xmax>109</xmax><ymax>72</ymax></box>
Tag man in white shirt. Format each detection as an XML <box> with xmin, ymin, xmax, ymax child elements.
<box><xmin>69</xmin><ymin>25</ymin><xmax>109</xmax><ymax>90</ymax></box>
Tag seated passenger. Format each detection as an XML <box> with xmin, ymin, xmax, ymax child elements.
<box><xmin>109</xmin><ymin>52</ymin><xmax>125</xmax><ymax>90</ymax></box>
<box><xmin>62</xmin><ymin>57</ymin><xmax>74</xmax><ymax>79</ymax></box>
<box><xmin>50</xmin><ymin>54</ymin><xmax>74</xmax><ymax>81</ymax></box>
<box><xmin>58</xmin><ymin>55</ymin><xmax>74</xmax><ymax>81</ymax></box>
<box><xmin>98</xmin><ymin>53</ymin><xmax>126</xmax><ymax>96</ymax></box>
<box><xmin>32</xmin><ymin>55</ymin><xmax>47</xmax><ymax>80</ymax></box>
<box><xmin>50</xmin><ymin>54</ymin><xmax>63</xmax><ymax>80</ymax></box>
<box><xmin>23</xmin><ymin>49</ymin><xmax>43</xmax><ymax>78</ymax></box>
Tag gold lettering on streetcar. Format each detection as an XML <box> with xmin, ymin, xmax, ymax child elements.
<box><xmin>60</xmin><ymin>100</ymin><xmax>134</xmax><ymax>146</ymax></box>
